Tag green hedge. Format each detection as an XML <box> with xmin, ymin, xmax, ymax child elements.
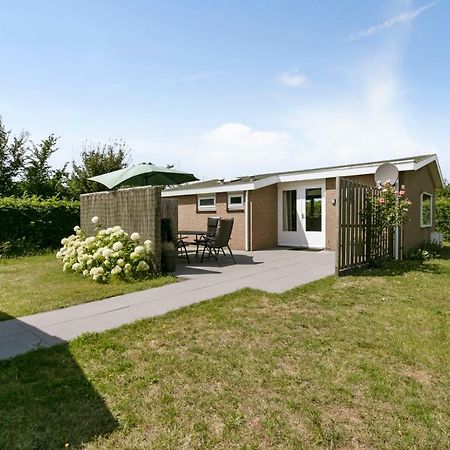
<box><xmin>0</xmin><ymin>196</ymin><xmax>80</xmax><ymax>256</ymax></box>
<box><xmin>436</xmin><ymin>197</ymin><xmax>450</xmax><ymax>241</ymax></box>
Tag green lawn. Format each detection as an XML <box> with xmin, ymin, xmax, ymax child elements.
<box><xmin>0</xmin><ymin>253</ymin><xmax>174</xmax><ymax>320</ymax></box>
<box><xmin>0</xmin><ymin>250</ymin><xmax>449</xmax><ymax>449</ymax></box>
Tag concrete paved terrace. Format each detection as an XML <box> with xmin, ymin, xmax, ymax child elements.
<box><xmin>0</xmin><ymin>249</ymin><xmax>334</xmax><ymax>360</ymax></box>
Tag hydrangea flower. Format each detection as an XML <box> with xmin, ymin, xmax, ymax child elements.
<box><xmin>91</xmin><ymin>216</ymin><xmax>99</xmax><ymax>224</ymax></box>
<box><xmin>137</xmin><ymin>260</ymin><xmax>149</xmax><ymax>271</ymax></box>
<box><xmin>111</xmin><ymin>265</ymin><xmax>122</xmax><ymax>275</ymax></box>
<box><xmin>85</xmin><ymin>236</ymin><xmax>95</xmax><ymax>245</ymax></box>
<box><xmin>134</xmin><ymin>245</ymin><xmax>145</xmax><ymax>255</ymax></box>
<box><xmin>112</xmin><ymin>241</ymin><xmax>123</xmax><ymax>252</ymax></box>
<box><xmin>57</xmin><ymin>223</ymin><xmax>156</xmax><ymax>283</ymax></box>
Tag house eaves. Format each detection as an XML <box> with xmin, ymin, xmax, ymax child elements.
<box><xmin>414</xmin><ymin>154</ymin><xmax>444</xmax><ymax>188</ymax></box>
<box><xmin>161</xmin><ymin>154</ymin><xmax>443</xmax><ymax>197</ymax></box>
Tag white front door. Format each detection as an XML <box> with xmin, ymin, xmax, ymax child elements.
<box><xmin>278</xmin><ymin>181</ymin><xmax>326</xmax><ymax>248</ymax></box>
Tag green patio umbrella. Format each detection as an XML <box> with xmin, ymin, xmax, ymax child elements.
<box><xmin>88</xmin><ymin>163</ymin><xmax>199</xmax><ymax>189</ymax></box>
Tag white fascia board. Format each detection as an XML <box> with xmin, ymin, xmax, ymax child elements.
<box><xmin>162</xmin><ymin>175</ymin><xmax>281</xmax><ymax>197</ymax></box>
<box><xmin>415</xmin><ymin>154</ymin><xmax>436</xmax><ymax>171</ymax></box>
<box><xmin>161</xmin><ymin>158</ymin><xmax>424</xmax><ymax>197</ymax></box>
<box><xmin>253</xmin><ymin>175</ymin><xmax>279</xmax><ymax>189</ymax></box>
<box><xmin>414</xmin><ymin>155</ymin><xmax>444</xmax><ymax>188</ymax></box>
<box><xmin>277</xmin><ymin>161</ymin><xmax>415</xmax><ymax>183</ymax></box>
<box><xmin>162</xmin><ymin>182</ymin><xmax>256</xmax><ymax>197</ymax></box>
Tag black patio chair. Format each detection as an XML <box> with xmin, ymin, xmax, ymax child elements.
<box><xmin>200</xmin><ymin>218</ymin><xmax>236</xmax><ymax>264</ymax></box>
<box><xmin>194</xmin><ymin>216</ymin><xmax>220</xmax><ymax>258</ymax></box>
<box><xmin>176</xmin><ymin>236</ymin><xmax>190</xmax><ymax>263</ymax></box>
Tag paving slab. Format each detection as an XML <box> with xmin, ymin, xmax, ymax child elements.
<box><xmin>0</xmin><ymin>249</ymin><xmax>335</xmax><ymax>360</ymax></box>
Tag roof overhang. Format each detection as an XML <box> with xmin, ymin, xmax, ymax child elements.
<box><xmin>161</xmin><ymin>154</ymin><xmax>444</xmax><ymax>197</ymax></box>
<box><xmin>414</xmin><ymin>154</ymin><xmax>444</xmax><ymax>189</ymax></box>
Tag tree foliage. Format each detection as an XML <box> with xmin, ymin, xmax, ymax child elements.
<box><xmin>21</xmin><ymin>134</ymin><xmax>70</xmax><ymax>198</ymax></box>
<box><xmin>436</xmin><ymin>180</ymin><xmax>450</xmax><ymax>240</ymax></box>
<box><xmin>70</xmin><ymin>140</ymin><xmax>131</xmax><ymax>197</ymax></box>
<box><xmin>437</xmin><ymin>180</ymin><xmax>450</xmax><ymax>198</ymax></box>
<box><xmin>0</xmin><ymin>117</ymin><xmax>28</xmax><ymax>196</ymax></box>
<box><xmin>0</xmin><ymin>117</ymin><xmax>131</xmax><ymax>199</ymax></box>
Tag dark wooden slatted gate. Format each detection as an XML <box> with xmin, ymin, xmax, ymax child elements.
<box><xmin>336</xmin><ymin>177</ymin><xmax>395</xmax><ymax>275</ymax></box>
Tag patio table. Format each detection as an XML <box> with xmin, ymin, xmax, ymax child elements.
<box><xmin>178</xmin><ymin>230</ymin><xmax>207</xmax><ymax>240</ymax></box>
<box><xmin>178</xmin><ymin>230</ymin><xmax>206</xmax><ymax>235</ymax></box>
<box><xmin>178</xmin><ymin>230</ymin><xmax>208</xmax><ymax>262</ymax></box>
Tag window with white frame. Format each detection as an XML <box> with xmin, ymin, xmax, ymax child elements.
<box><xmin>421</xmin><ymin>192</ymin><xmax>432</xmax><ymax>227</ymax></box>
<box><xmin>197</xmin><ymin>194</ymin><xmax>216</xmax><ymax>211</ymax></box>
<box><xmin>227</xmin><ymin>192</ymin><xmax>244</xmax><ymax>210</ymax></box>
<box><xmin>282</xmin><ymin>190</ymin><xmax>297</xmax><ymax>231</ymax></box>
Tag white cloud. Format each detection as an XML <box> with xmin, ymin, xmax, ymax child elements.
<box><xmin>204</xmin><ymin>123</ymin><xmax>289</xmax><ymax>149</ymax></box>
<box><xmin>346</xmin><ymin>1</ymin><xmax>439</xmax><ymax>41</ymax></box>
<box><xmin>127</xmin><ymin>123</ymin><xmax>295</xmax><ymax>180</ymax></box>
<box><xmin>199</xmin><ymin>123</ymin><xmax>295</xmax><ymax>176</ymax></box>
<box><xmin>288</xmin><ymin>103</ymin><xmax>425</xmax><ymax>169</ymax></box>
<box><xmin>164</xmin><ymin>72</ymin><xmax>217</xmax><ymax>85</ymax></box>
<box><xmin>279</xmin><ymin>70</ymin><xmax>308</xmax><ymax>87</ymax></box>
<box><xmin>54</xmin><ymin>2</ymin><xmax>446</xmax><ymax>181</ymax></box>
<box><xmin>285</xmin><ymin>38</ymin><xmax>432</xmax><ymax>169</ymax></box>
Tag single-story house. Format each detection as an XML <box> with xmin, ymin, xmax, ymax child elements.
<box><xmin>162</xmin><ymin>154</ymin><xmax>444</xmax><ymax>252</ymax></box>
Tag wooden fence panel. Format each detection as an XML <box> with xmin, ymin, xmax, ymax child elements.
<box><xmin>80</xmin><ymin>186</ymin><xmax>166</xmax><ymax>270</ymax></box>
<box><xmin>336</xmin><ymin>177</ymin><xmax>394</xmax><ymax>275</ymax></box>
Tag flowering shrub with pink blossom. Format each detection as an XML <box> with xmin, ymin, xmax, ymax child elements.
<box><xmin>56</xmin><ymin>216</ymin><xmax>157</xmax><ymax>283</ymax></box>
<box><xmin>365</xmin><ymin>182</ymin><xmax>411</xmax><ymax>233</ymax></box>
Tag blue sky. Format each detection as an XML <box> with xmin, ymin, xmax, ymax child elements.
<box><xmin>0</xmin><ymin>0</ymin><xmax>449</xmax><ymax>180</ymax></box>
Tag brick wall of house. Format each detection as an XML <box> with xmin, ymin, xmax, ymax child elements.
<box><xmin>401</xmin><ymin>166</ymin><xmax>436</xmax><ymax>251</ymax></box>
<box><xmin>325</xmin><ymin>174</ymin><xmax>376</xmax><ymax>251</ymax></box>
<box><xmin>250</xmin><ymin>184</ymin><xmax>278</xmax><ymax>250</ymax></box>
<box><xmin>325</xmin><ymin>169</ymin><xmax>437</xmax><ymax>252</ymax></box>
<box><xmin>175</xmin><ymin>193</ymin><xmax>247</xmax><ymax>250</ymax></box>
<box><xmin>172</xmin><ymin>165</ymin><xmax>437</xmax><ymax>253</ymax></box>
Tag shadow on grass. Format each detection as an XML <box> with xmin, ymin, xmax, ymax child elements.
<box><xmin>0</xmin><ymin>312</ymin><xmax>117</xmax><ymax>449</ymax></box>
<box><xmin>0</xmin><ymin>311</ymin><xmax>13</xmax><ymax>321</ymax></box>
<box><xmin>352</xmin><ymin>260</ymin><xmax>442</xmax><ymax>277</ymax></box>
<box><xmin>350</xmin><ymin>245</ymin><xmax>450</xmax><ymax>278</ymax></box>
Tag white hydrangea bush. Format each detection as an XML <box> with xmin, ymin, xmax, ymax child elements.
<box><xmin>56</xmin><ymin>216</ymin><xmax>157</xmax><ymax>283</ymax></box>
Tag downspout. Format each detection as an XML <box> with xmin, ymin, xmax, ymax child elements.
<box><xmin>394</xmin><ymin>179</ymin><xmax>400</xmax><ymax>260</ymax></box>
<box><xmin>244</xmin><ymin>190</ymin><xmax>249</xmax><ymax>251</ymax></box>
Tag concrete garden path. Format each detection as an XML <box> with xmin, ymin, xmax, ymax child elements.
<box><xmin>0</xmin><ymin>249</ymin><xmax>334</xmax><ymax>360</ymax></box>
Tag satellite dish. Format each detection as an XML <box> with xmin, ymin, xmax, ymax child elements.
<box><xmin>374</xmin><ymin>163</ymin><xmax>399</xmax><ymax>185</ymax></box>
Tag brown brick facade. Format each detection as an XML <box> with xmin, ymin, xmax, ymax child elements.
<box><xmin>176</xmin><ymin>192</ymin><xmax>246</xmax><ymax>250</ymax></box>
<box><xmin>249</xmin><ymin>185</ymin><xmax>278</xmax><ymax>250</ymax></box>
<box><xmin>325</xmin><ymin>169</ymin><xmax>437</xmax><ymax>252</ymax></box>
<box><xmin>401</xmin><ymin>166</ymin><xmax>436</xmax><ymax>251</ymax></box>
<box><xmin>172</xmin><ymin>185</ymin><xmax>279</xmax><ymax>251</ymax></box>
<box><xmin>171</xmin><ymin>166</ymin><xmax>438</xmax><ymax>253</ymax></box>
